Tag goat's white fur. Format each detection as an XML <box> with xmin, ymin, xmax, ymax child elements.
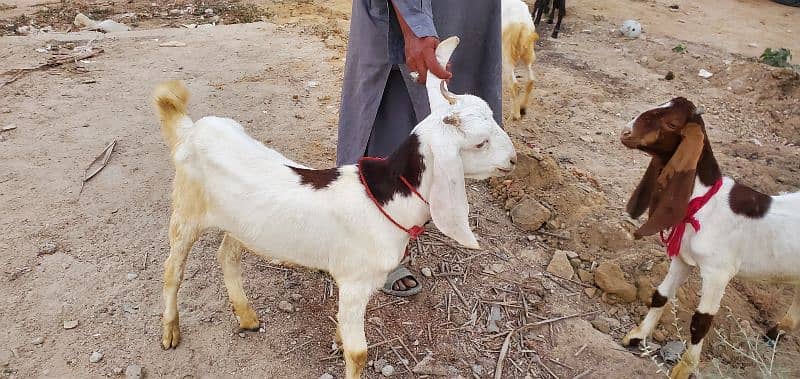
<box><xmin>622</xmin><ymin>104</ymin><xmax>800</xmax><ymax>379</ymax></box>
<box><xmin>501</xmin><ymin>0</ymin><xmax>538</xmax><ymax>120</ymax></box>
<box><xmin>153</xmin><ymin>37</ymin><xmax>516</xmax><ymax>379</ymax></box>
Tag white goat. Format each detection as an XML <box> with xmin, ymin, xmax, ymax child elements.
<box><xmin>502</xmin><ymin>0</ymin><xmax>539</xmax><ymax>120</ymax></box>
<box><xmin>619</xmin><ymin>97</ymin><xmax>800</xmax><ymax>379</ymax></box>
<box><xmin>152</xmin><ymin>37</ymin><xmax>516</xmax><ymax>379</ymax></box>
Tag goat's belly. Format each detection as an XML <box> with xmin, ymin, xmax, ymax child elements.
<box><xmin>737</xmin><ymin>256</ymin><xmax>800</xmax><ymax>284</ymax></box>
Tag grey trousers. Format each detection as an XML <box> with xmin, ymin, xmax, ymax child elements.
<box><xmin>364</xmin><ymin>67</ymin><xmax>417</xmax><ymax>158</ymax></box>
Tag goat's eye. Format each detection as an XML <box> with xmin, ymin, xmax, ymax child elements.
<box><xmin>475</xmin><ymin>140</ymin><xmax>488</xmax><ymax>149</ymax></box>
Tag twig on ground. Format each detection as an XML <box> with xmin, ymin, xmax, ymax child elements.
<box><xmin>494</xmin><ymin>311</ymin><xmax>599</xmax><ymax>379</ymax></box>
<box><xmin>1</xmin><ymin>49</ymin><xmax>104</xmax><ymax>89</ymax></box>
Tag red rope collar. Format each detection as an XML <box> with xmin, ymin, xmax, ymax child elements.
<box><xmin>659</xmin><ymin>178</ymin><xmax>723</xmax><ymax>258</ymax></box>
<box><xmin>357</xmin><ymin>157</ymin><xmax>429</xmax><ymax>241</ymax></box>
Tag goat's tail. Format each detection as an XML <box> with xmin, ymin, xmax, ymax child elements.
<box><xmin>503</xmin><ymin>23</ymin><xmax>539</xmax><ymax>64</ymax></box>
<box><xmin>153</xmin><ymin>80</ymin><xmax>191</xmax><ymax>151</ymax></box>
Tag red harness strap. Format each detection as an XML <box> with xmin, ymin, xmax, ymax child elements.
<box><xmin>659</xmin><ymin>178</ymin><xmax>723</xmax><ymax>258</ymax></box>
<box><xmin>357</xmin><ymin>157</ymin><xmax>429</xmax><ymax>244</ymax></box>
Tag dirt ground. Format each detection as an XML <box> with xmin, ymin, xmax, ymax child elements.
<box><xmin>1</xmin><ymin>0</ymin><xmax>799</xmax><ymax>378</ymax></box>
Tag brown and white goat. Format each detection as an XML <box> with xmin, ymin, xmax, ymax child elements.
<box><xmin>152</xmin><ymin>37</ymin><xmax>516</xmax><ymax>379</ymax></box>
<box><xmin>502</xmin><ymin>0</ymin><xmax>539</xmax><ymax>121</ymax></box>
<box><xmin>620</xmin><ymin>97</ymin><xmax>800</xmax><ymax>379</ymax></box>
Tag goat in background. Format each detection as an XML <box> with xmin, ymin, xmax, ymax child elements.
<box><xmin>152</xmin><ymin>37</ymin><xmax>516</xmax><ymax>379</ymax></box>
<box><xmin>502</xmin><ymin>0</ymin><xmax>539</xmax><ymax>120</ymax></box>
<box><xmin>532</xmin><ymin>0</ymin><xmax>566</xmax><ymax>39</ymax></box>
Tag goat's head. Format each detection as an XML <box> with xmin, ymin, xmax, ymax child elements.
<box><xmin>620</xmin><ymin>97</ymin><xmax>710</xmax><ymax>238</ymax></box>
<box><xmin>419</xmin><ymin>36</ymin><xmax>517</xmax><ymax>249</ymax></box>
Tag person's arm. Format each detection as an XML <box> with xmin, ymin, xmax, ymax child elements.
<box><xmin>390</xmin><ymin>0</ymin><xmax>451</xmax><ymax>84</ymax></box>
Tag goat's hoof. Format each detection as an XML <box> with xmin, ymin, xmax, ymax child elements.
<box><xmin>669</xmin><ymin>359</ymin><xmax>695</xmax><ymax>379</ymax></box>
<box><xmin>520</xmin><ymin>107</ymin><xmax>527</xmax><ymax>116</ymax></box>
<box><xmin>621</xmin><ymin>329</ymin><xmax>643</xmax><ymax>347</ymax></box>
<box><xmin>235</xmin><ymin>307</ymin><xmax>261</xmax><ymax>331</ymax></box>
<box><xmin>551</xmin><ymin>32</ymin><xmax>559</xmax><ymax>39</ymax></box>
<box><xmin>161</xmin><ymin>322</ymin><xmax>181</xmax><ymax>349</ymax></box>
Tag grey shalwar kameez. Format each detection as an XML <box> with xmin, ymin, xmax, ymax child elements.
<box><xmin>336</xmin><ymin>0</ymin><xmax>501</xmax><ymax>165</ymax></box>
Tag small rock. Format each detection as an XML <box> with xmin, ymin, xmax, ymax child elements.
<box><xmin>290</xmin><ymin>293</ymin><xmax>302</xmax><ymax>301</ymax></box>
<box><xmin>159</xmin><ymin>41</ymin><xmax>187</xmax><ymax>47</ymax></box>
<box><xmin>579</xmin><ymin>136</ymin><xmax>593</xmax><ymax>143</ymax></box>
<box><xmin>577</xmin><ymin>269</ymin><xmax>594</xmax><ymax>283</ymax></box>
<box><xmin>563</xmin><ymin>250</ymin><xmax>579</xmax><ymax>259</ymax></box>
<box><xmin>486</xmin><ymin>305</ymin><xmax>502</xmax><ymax>333</ymax></box>
<box><xmin>665</xmin><ymin>71</ymin><xmax>675</xmax><ymax>80</ymax></box>
<box><xmin>112</xmin><ymin>367</ymin><xmax>123</xmax><ymax>375</ymax></box>
<box><xmin>421</xmin><ymin>267</ymin><xmax>433</xmax><ymax>277</ymax></box>
<box><xmin>373</xmin><ymin>359</ymin><xmax>387</xmax><ymax>372</ymax></box>
<box><xmin>584</xmin><ymin>287</ymin><xmax>597</xmax><ymax>298</ymax></box>
<box><xmin>412</xmin><ymin>355</ymin><xmax>448</xmax><ymax>376</ymax></box>
<box><xmin>698</xmin><ymin>69</ymin><xmax>713</xmax><ymax>79</ymax></box>
<box><xmin>204</xmin><ymin>8</ymin><xmax>214</xmax><ymax>15</ymax></box>
<box><xmin>490</xmin><ymin>263</ymin><xmax>505</xmax><ymax>274</ymax></box>
<box><xmin>31</xmin><ymin>336</ymin><xmax>44</xmax><ymax>345</ymax></box>
<box><xmin>278</xmin><ymin>300</ymin><xmax>294</xmax><ymax>313</ymax></box>
<box><xmin>318</xmin><ymin>374</ymin><xmax>334</xmax><ymax>379</ymax></box>
<box><xmin>37</xmin><ymin>242</ymin><xmax>58</xmax><ymax>256</ymax></box>
<box><xmin>660</xmin><ymin>341</ymin><xmax>685</xmax><ymax>363</ymax></box>
<box><xmin>89</xmin><ymin>351</ymin><xmax>103</xmax><ymax>363</ymax></box>
<box><xmin>2</xmin><ymin>124</ymin><xmax>17</xmax><ymax>132</ymax></box>
<box><xmin>636</xmin><ymin>277</ymin><xmax>654</xmax><ymax>303</ymax></box>
<box><xmin>381</xmin><ymin>364</ymin><xmax>395</xmax><ymax>377</ymax></box>
<box><xmin>653</xmin><ymin>330</ymin><xmax>667</xmax><ymax>342</ymax></box>
<box><xmin>125</xmin><ymin>364</ymin><xmax>143</xmax><ymax>379</ymax></box>
<box><xmin>591</xmin><ymin>316</ymin><xmax>620</xmax><ymax>334</ymax></box>
<box><xmin>591</xmin><ymin>319</ymin><xmax>611</xmax><ymax>334</ymax></box>
<box><xmin>238</xmin><ymin>332</ymin><xmax>246</xmax><ymax>338</ymax></box>
<box><xmin>510</xmin><ymin>197</ymin><xmax>551</xmax><ymax>231</ymax></box>
<box><xmin>63</xmin><ymin>320</ymin><xmax>79</xmax><ymax>330</ymax></box>
<box><xmin>126</xmin><ymin>272</ymin><xmax>138</xmax><ymax>281</ymax></box>
<box><xmin>546</xmin><ymin>250</ymin><xmax>574</xmax><ymax>279</ymax></box>
<box><xmin>748</xmin><ymin>42</ymin><xmax>758</xmax><ymax>48</ymax></box>
<box><xmin>471</xmin><ymin>364</ymin><xmax>483</xmax><ymax>376</ymax></box>
<box><xmin>594</xmin><ymin>262</ymin><xmax>637</xmax><ymax>303</ymax></box>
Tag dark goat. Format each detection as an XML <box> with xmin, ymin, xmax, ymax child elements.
<box><xmin>532</xmin><ymin>0</ymin><xmax>565</xmax><ymax>38</ymax></box>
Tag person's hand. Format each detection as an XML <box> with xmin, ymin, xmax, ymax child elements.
<box><xmin>404</xmin><ymin>35</ymin><xmax>452</xmax><ymax>84</ymax></box>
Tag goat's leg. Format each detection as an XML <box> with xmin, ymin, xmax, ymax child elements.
<box><xmin>337</xmin><ymin>282</ymin><xmax>373</xmax><ymax>379</ymax></box>
<box><xmin>161</xmin><ymin>213</ymin><xmax>201</xmax><ymax>349</ymax></box>
<box><xmin>503</xmin><ymin>59</ymin><xmax>522</xmax><ymax>120</ymax></box>
<box><xmin>670</xmin><ymin>269</ymin><xmax>732</xmax><ymax>379</ymax></box>
<box><xmin>533</xmin><ymin>0</ymin><xmax>545</xmax><ymax>25</ymax></box>
<box><xmin>551</xmin><ymin>0</ymin><xmax>565</xmax><ymax>38</ymax></box>
<box><xmin>216</xmin><ymin>233</ymin><xmax>260</xmax><ymax>331</ymax></box>
<box><xmin>767</xmin><ymin>285</ymin><xmax>800</xmax><ymax>341</ymax></box>
<box><xmin>547</xmin><ymin>0</ymin><xmax>556</xmax><ymax>24</ymax></box>
<box><xmin>623</xmin><ymin>258</ymin><xmax>691</xmax><ymax>346</ymax></box>
<box><xmin>519</xmin><ymin>63</ymin><xmax>535</xmax><ymax>117</ymax></box>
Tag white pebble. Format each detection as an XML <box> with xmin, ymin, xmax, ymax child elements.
<box><xmin>89</xmin><ymin>351</ymin><xmax>103</xmax><ymax>363</ymax></box>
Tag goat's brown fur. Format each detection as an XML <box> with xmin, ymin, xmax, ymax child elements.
<box><xmin>502</xmin><ymin>22</ymin><xmax>538</xmax><ymax>120</ymax></box>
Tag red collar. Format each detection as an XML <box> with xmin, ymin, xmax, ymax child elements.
<box><xmin>357</xmin><ymin>157</ymin><xmax>429</xmax><ymax>242</ymax></box>
<box><xmin>660</xmin><ymin>178</ymin><xmax>723</xmax><ymax>258</ymax></box>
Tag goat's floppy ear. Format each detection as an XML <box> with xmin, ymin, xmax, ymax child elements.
<box><xmin>426</xmin><ymin>36</ymin><xmax>460</xmax><ymax>112</ymax></box>
<box><xmin>634</xmin><ymin>123</ymin><xmax>705</xmax><ymax>238</ymax></box>
<box><xmin>428</xmin><ymin>133</ymin><xmax>480</xmax><ymax>249</ymax></box>
<box><xmin>626</xmin><ymin>156</ymin><xmax>664</xmax><ymax>219</ymax></box>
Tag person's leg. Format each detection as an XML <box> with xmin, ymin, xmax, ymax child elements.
<box><xmin>367</xmin><ymin>67</ymin><xmax>420</xmax><ymax>294</ymax></box>
<box><xmin>365</xmin><ymin>68</ymin><xmax>417</xmax><ymax>157</ymax></box>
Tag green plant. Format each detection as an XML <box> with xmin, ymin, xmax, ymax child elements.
<box><xmin>672</xmin><ymin>43</ymin><xmax>687</xmax><ymax>53</ymax></box>
<box><xmin>760</xmin><ymin>48</ymin><xmax>799</xmax><ymax>70</ymax></box>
